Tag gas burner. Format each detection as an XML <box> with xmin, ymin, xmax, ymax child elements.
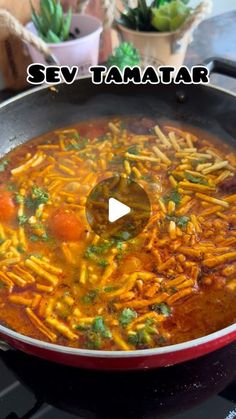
<box><xmin>0</xmin><ymin>342</ymin><xmax>235</xmax><ymax>419</ymax></box>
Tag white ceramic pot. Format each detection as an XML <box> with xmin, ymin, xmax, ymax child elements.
<box><xmin>117</xmin><ymin>23</ymin><xmax>190</xmax><ymax>68</ymax></box>
<box><xmin>25</xmin><ymin>14</ymin><xmax>102</xmax><ymax>75</ymax></box>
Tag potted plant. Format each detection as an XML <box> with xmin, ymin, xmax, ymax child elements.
<box><xmin>25</xmin><ymin>0</ymin><xmax>103</xmax><ymax>73</ymax></box>
<box><xmin>116</xmin><ymin>0</ymin><xmax>211</xmax><ymax>68</ymax></box>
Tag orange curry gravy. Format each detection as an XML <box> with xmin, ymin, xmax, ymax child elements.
<box><xmin>0</xmin><ymin>117</ymin><xmax>235</xmax><ymax>350</ymax></box>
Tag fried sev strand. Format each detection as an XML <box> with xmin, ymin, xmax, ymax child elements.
<box><xmin>25</xmin><ymin>259</ymin><xmax>58</xmax><ymax>286</ymax></box>
<box><xmin>168</xmin><ymin>132</ymin><xmax>180</xmax><ymax>151</ymax></box>
<box><xmin>167</xmin><ymin>287</ymin><xmax>195</xmax><ymax>304</ymax></box>
<box><xmin>125</xmin><ymin>152</ymin><xmax>160</xmax><ymax>163</ymax></box>
<box><xmin>195</xmin><ymin>193</ymin><xmax>229</xmax><ymax>208</ymax></box>
<box><xmin>202</xmin><ymin>161</ymin><xmax>229</xmax><ymax>174</ymax></box>
<box><xmin>26</xmin><ymin>307</ymin><xmax>57</xmax><ymax>342</ymax></box>
<box><xmin>29</xmin><ymin>256</ymin><xmax>62</xmax><ymax>275</ymax></box>
<box><xmin>46</xmin><ymin>317</ymin><xmax>78</xmax><ymax>340</ymax></box>
<box><xmin>36</xmin><ymin>284</ymin><xmax>54</xmax><ymax>293</ymax></box>
<box><xmin>154</xmin><ymin>125</ymin><xmax>171</xmax><ymax>148</ymax></box>
<box><xmin>114</xmin><ymin>292</ymin><xmax>168</xmax><ymax>310</ymax></box>
<box><xmin>222</xmin><ymin>264</ymin><xmax>236</xmax><ymax>277</ymax></box>
<box><xmin>7</xmin><ymin>272</ymin><xmax>27</xmax><ymax>287</ymax></box>
<box><xmin>0</xmin><ymin>272</ymin><xmax>14</xmax><ymax>292</ymax></box>
<box><xmin>127</xmin><ymin>312</ymin><xmax>165</xmax><ymax>330</ymax></box>
<box><xmin>9</xmin><ymin>295</ymin><xmax>33</xmax><ymax>306</ymax></box>
<box><xmin>226</xmin><ymin>279</ymin><xmax>236</xmax><ymax>291</ymax></box>
<box><xmin>13</xmin><ymin>265</ymin><xmax>35</xmax><ymax>283</ymax></box>
<box><xmin>112</xmin><ymin>332</ymin><xmax>131</xmax><ymax>350</ymax></box>
<box><xmin>179</xmin><ymin>181</ymin><xmax>215</xmax><ymax>192</ymax></box>
<box><xmin>153</xmin><ymin>146</ymin><xmax>171</xmax><ymax>165</ymax></box>
<box><xmin>178</xmin><ymin>246</ymin><xmax>202</xmax><ymax>259</ymax></box>
<box><xmin>11</xmin><ymin>152</ymin><xmax>45</xmax><ymax>175</ymax></box>
<box><xmin>203</xmin><ymin>252</ymin><xmax>236</xmax><ymax>268</ymax></box>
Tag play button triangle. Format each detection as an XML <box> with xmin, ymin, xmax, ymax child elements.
<box><xmin>108</xmin><ymin>198</ymin><xmax>131</xmax><ymax>223</ymax></box>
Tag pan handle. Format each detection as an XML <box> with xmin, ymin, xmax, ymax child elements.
<box><xmin>204</xmin><ymin>57</ymin><xmax>236</xmax><ymax>79</ymax></box>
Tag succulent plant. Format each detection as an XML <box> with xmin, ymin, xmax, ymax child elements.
<box><xmin>30</xmin><ymin>0</ymin><xmax>72</xmax><ymax>43</ymax></box>
<box><xmin>152</xmin><ymin>0</ymin><xmax>191</xmax><ymax>32</ymax></box>
<box><xmin>118</xmin><ymin>0</ymin><xmax>191</xmax><ymax>32</ymax></box>
<box><xmin>107</xmin><ymin>43</ymin><xmax>140</xmax><ymax>70</ymax></box>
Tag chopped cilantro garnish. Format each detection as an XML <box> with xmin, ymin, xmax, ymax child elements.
<box><xmin>151</xmin><ymin>302</ymin><xmax>171</xmax><ymax>317</ymax></box>
<box><xmin>92</xmin><ymin>316</ymin><xmax>112</xmax><ymax>338</ymax></box>
<box><xmin>163</xmin><ymin>189</ymin><xmax>181</xmax><ymax>206</ymax></box>
<box><xmin>75</xmin><ymin>324</ymin><xmax>90</xmax><ymax>331</ymax></box>
<box><xmin>166</xmin><ymin>215</ymin><xmax>190</xmax><ymax>229</ymax></box>
<box><xmin>15</xmin><ymin>194</ymin><xmax>24</xmax><ymax>204</ymax></box>
<box><xmin>25</xmin><ymin>186</ymin><xmax>49</xmax><ymax>210</ymax></box>
<box><xmin>128</xmin><ymin>319</ymin><xmax>158</xmax><ymax>347</ymax></box>
<box><xmin>185</xmin><ymin>172</ymin><xmax>209</xmax><ymax>185</ymax></box>
<box><xmin>104</xmin><ymin>285</ymin><xmax>118</xmax><ymax>293</ymax></box>
<box><xmin>119</xmin><ymin>308</ymin><xmax>137</xmax><ymax>327</ymax></box>
<box><xmin>28</xmin><ymin>253</ymin><xmax>43</xmax><ymax>259</ymax></box>
<box><xmin>18</xmin><ymin>214</ymin><xmax>28</xmax><ymax>225</ymax></box>
<box><xmin>82</xmin><ymin>289</ymin><xmax>99</xmax><ymax>304</ymax></box>
<box><xmin>0</xmin><ymin>160</ymin><xmax>9</xmax><ymax>172</ymax></box>
<box><xmin>127</xmin><ymin>145</ymin><xmax>139</xmax><ymax>155</ymax></box>
<box><xmin>98</xmin><ymin>259</ymin><xmax>109</xmax><ymax>268</ymax></box>
<box><xmin>29</xmin><ymin>233</ymin><xmax>49</xmax><ymax>242</ymax></box>
<box><xmin>7</xmin><ymin>183</ymin><xmax>16</xmax><ymax>191</ymax></box>
<box><xmin>85</xmin><ymin>241</ymin><xmax>113</xmax><ymax>259</ymax></box>
<box><xmin>65</xmin><ymin>137</ymin><xmax>88</xmax><ymax>151</ymax></box>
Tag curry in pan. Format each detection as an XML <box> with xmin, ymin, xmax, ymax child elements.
<box><xmin>0</xmin><ymin>117</ymin><xmax>235</xmax><ymax>350</ymax></box>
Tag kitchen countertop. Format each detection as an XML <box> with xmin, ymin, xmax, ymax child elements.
<box><xmin>184</xmin><ymin>10</ymin><xmax>236</xmax><ymax>93</ymax></box>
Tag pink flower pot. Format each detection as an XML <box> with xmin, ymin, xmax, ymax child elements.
<box><xmin>25</xmin><ymin>14</ymin><xmax>102</xmax><ymax>76</ymax></box>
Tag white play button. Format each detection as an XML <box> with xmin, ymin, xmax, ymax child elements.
<box><xmin>108</xmin><ymin>198</ymin><xmax>131</xmax><ymax>223</ymax></box>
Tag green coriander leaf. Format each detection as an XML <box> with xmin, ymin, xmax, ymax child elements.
<box><xmin>82</xmin><ymin>289</ymin><xmax>99</xmax><ymax>304</ymax></box>
<box><xmin>185</xmin><ymin>172</ymin><xmax>209</xmax><ymax>186</ymax></box>
<box><xmin>166</xmin><ymin>215</ymin><xmax>190</xmax><ymax>228</ymax></box>
<box><xmin>75</xmin><ymin>324</ymin><xmax>90</xmax><ymax>331</ymax></box>
<box><xmin>104</xmin><ymin>285</ymin><xmax>118</xmax><ymax>293</ymax></box>
<box><xmin>98</xmin><ymin>259</ymin><xmax>109</xmax><ymax>268</ymax></box>
<box><xmin>163</xmin><ymin>189</ymin><xmax>181</xmax><ymax>206</ymax></box>
<box><xmin>18</xmin><ymin>214</ymin><xmax>28</xmax><ymax>225</ymax></box>
<box><xmin>151</xmin><ymin>302</ymin><xmax>171</xmax><ymax>316</ymax></box>
<box><xmin>15</xmin><ymin>194</ymin><xmax>24</xmax><ymax>204</ymax></box>
<box><xmin>127</xmin><ymin>145</ymin><xmax>139</xmax><ymax>155</ymax></box>
<box><xmin>92</xmin><ymin>316</ymin><xmax>112</xmax><ymax>338</ymax></box>
<box><xmin>119</xmin><ymin>308</ymin><xmax>137</xmax><ymax>327</ymax></box>
<box><xmin>0</xmin><ymin>160</ymin><xmax>9</xmax><ymax>172</ymax></box>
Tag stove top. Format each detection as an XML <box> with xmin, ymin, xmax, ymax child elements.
<box><xmin>0</xmin><ymin>342</ymin><xmax>235</xmax><ymax>419</ymax></box>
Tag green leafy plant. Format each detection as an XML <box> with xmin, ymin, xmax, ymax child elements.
<box><xmin>31</xmin><ymin>0</ymin><xmax>72</xmax><ymax>43</ymax></box>
<box><xmin>118</xmin><ymin>0</ymin><xmax>191</xmax><ymax>32</ymax></box>
<box><xmin>107</xmin><ymin>43</ymin><xmax>140</xmax><ymax>70</ymax></box>
<box><xmin>152</xmin><ymin>0</ymin><xmax>191</xmax><ymax>31</ymax></box>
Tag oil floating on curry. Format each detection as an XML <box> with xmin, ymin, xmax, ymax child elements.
<box><xmin>0</xmin><ymin>117</ymin><xmax>235</xmax><ymax>351</ymax></box>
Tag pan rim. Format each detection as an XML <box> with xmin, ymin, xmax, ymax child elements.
<box><xmin>0</xmin><ymin>78</ymin><xmax>235</xmax><ymax>358</ymax></box>
<box><xmin>0</xmin><ymin>322</ymin><xmax>235</xmax><ymax>357</ymax></box>
<box><xmin>0</xmin><ymin>77</ymin><xmax>236</xmax><ymax>111</ymax></box>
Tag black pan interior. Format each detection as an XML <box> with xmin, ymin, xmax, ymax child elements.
<box><xmin>0</xmin><ymin>79</ymin><xmax>236</xmax><ymax>155</ymax></box>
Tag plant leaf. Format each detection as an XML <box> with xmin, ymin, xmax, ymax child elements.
<box><xmin>61</xmin><ymin>8</ymin><xmax>72</xmax><ymax>41</ymax></box>
<box><xmin>45</xmin><ymin>29</ymin><xmax>61</xmax><ymax>43</ymax></box>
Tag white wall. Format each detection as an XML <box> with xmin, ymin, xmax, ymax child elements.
<box><xmin>190</xmin><ymin>0</ymin><xmax>236</xmax><ymax>16</ymax></box>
